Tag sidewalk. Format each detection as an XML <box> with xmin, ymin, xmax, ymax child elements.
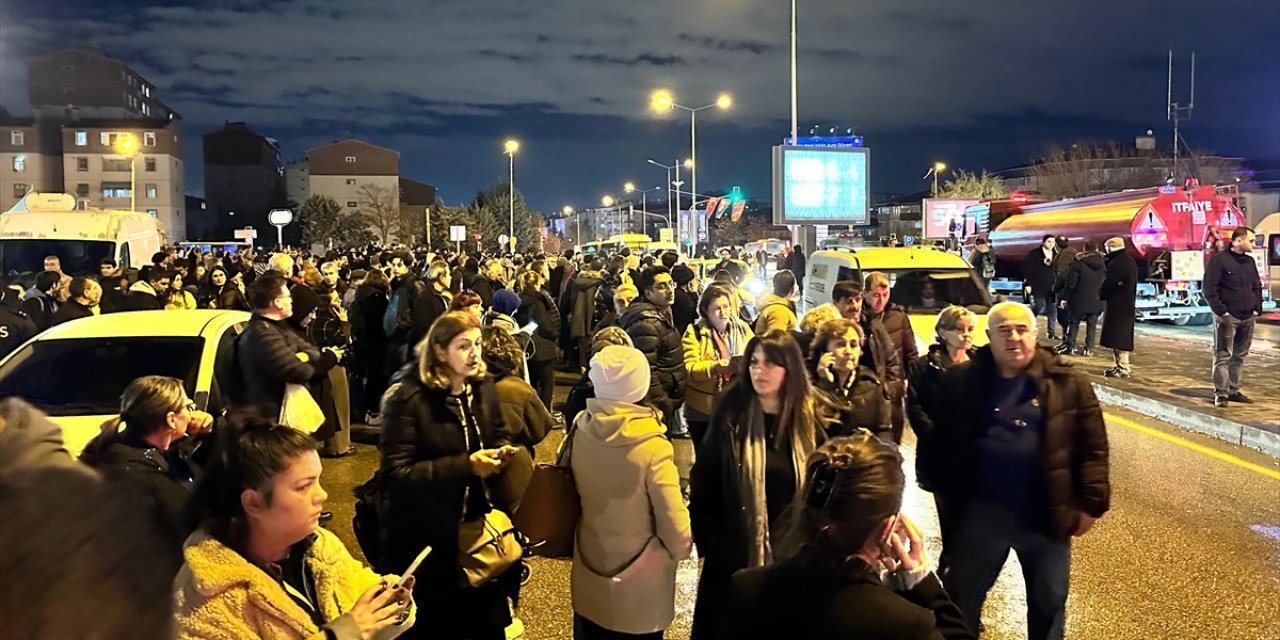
<box><xmin>1040</xmin><ymin>322</ymin><xmax>1280</xmax><ymax>457</ymax></box>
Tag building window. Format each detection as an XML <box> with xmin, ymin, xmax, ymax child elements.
<box><xmin>143</xmin><ymin>86</ymin><xmax>151</xmax><ymax>97</ymax></box>
<box><xmin>76</xmin><ymin>183</ymin><xmax>89</xmax><ymax>196</ymax></box>
<box><xmin>346</xmin><ymin>178</ymin><xmax>356</xmax><ymax>185</ymax></box>
<box><xmin>345</xmin><ymin>156</ymin><xmax>356</xmax><ymax>163</ymax></box>
<box><xmin>144</xmin><ymin>132</ymin><xmax>156</xmax><ymax>146</ymax></box>
<box><xmin>347</xmin><ymin>201</ymin><xmax>358</xmax><ymax>208</ymax></box>
<box><xmin>13</xmin><ymin>183</ymin><xmax>27</xmax><ymax>198</ymax></box>
<box><xmin>12</xmin><ymin>155</ymin><xmax>24</xmax><ymax>172</ymax></box>
<box><xmin>141</xmin><ymin>104</ymin><xmax>151</xmax><ymax>116</ymax></box>
<box><xmin>146</xmin><ymin>209</ymin><xmax>158</xmax><ymax>218</ymax></box>
<box><xmin>102</xmin><ymin>184</ymin><xmax>132</xmax><ymax>198</ymax></box>
<box><xmin>9</xmin><ymin>131</ymin><xmax>23</xmax><ymax>146</ymax></box>
<box><xmin>74</xmin><ymin>131</ymin><xmax>87</xmax><ymax>146</ymax></box>
<box><xmin>145</xmin><ymin>184</ymin><xmax>157</xmax><ymax>199</ymax></box>
<box><xmin>77</xmin><ymin>157</ymin><xmax>89</xmax><ymax>171</ymax></box>
<box><xmin>76</xmin><ymin>200</ymin><xmax>88</xmax><ymax>211</ymax></box>
<box><xmin>103</xmin><ymin>158</ymin><xmax>131</xmax><ymax>172</ymax></box>
<box><xmin>145</xmin><ymin>157</ymin><xmax>156</xmax><ymax>172</ymax></box>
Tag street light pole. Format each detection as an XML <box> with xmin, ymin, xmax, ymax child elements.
<box><xmin>791</xmin><ymin>0</ymin><xmax>798</xmax><ymax>144</ymax></box>
<box><xmin>504</xmin><ymin>139</ymin><xmax>519</xmax><ymax>252</ymax></box>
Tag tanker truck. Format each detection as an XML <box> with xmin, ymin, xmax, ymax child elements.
<box><xmin>981</xmin><ymin>182</ymin><xmax>1271</xmax><ymax>325</ymax></box>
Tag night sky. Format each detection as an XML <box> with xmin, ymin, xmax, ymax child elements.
<box><xmin>3</xmin><ymin>0</ymin><xmax>1277</xmax><ymax>212</ymax></box>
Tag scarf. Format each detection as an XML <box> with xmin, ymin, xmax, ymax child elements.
<box><xmin>735</xmin><ymin>396</ymin><xmax>815</xmax><ymax>568</ymax></box>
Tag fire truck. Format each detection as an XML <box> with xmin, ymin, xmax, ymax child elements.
<box><xmin>980</xmin><ymin>182</ymin><xmax>1272</xmax><ymax>325</ymax></box>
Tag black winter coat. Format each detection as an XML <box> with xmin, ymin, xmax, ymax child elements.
<box><xmin>378</xmin><ymin>373</ymin><xmax>516</xmax><ymax>635</ymax></box>
<box><xmin>20</xmin><ymin>294</ymin><xmax>57</xmax><ymax>331</ymax></box>
<box><xmin>866</xmin><ymin>306</ymin><xmax>917</xmax><ymax>399</ymax></box>
<box><xmin>0</xmin><ymin>305</ymin><xmax>36</xmax><ymax>359</ymax></box>
<box><xmin>50</xmin><ymin>300</ymin><xmax>94</xmax><ymax>326</ymax></box>
<box><xmin>931</xmin><ymin>346</ymin><xmax>1110</xmax><ymax>540</ymax></box>
<box><xmin>814</xmin><ymin>366</ymin><xmax>890</xmax><ymax>438</ymax></box>
<box><xmin>722</xmin><ymin>551</ymin><xmax>975</xmax><ymax>640</ymax></box>
<box><xmin>515</xmin><ymin>289</ymin><xmax>561</xmax><ymax>362</ymax></box>
<box><xmin>1051</xmin><ymin>246</ymin><xmax>1079</xmax><ymax>292</ymax></box>
<box><xmin>593</xmin><ymin>271</ymin><xmax>625</xmax><ymax>329</ymax></box>
<box><xmin>673</xmin><ymin>287</ymin><xmax>699</xmax><ymax>336</ymax></box>
<box><xmin>906</xmin><ymin>344</ymin><xmax>974</xmax><ymax>492</ymax></box>
<box><xmin>232</xmin><ymin>314</ymin><xmax>338</xmax><ymax>418</ymax></box>
<box><xmin>1204</xmin><ymin>249</ymin><xmax>1263</xmax><ymax>320</ymax></box>
<box><xmin>859</xmin><ymin>315</ymin><xmax>904</xmax><ymax>393</ymax></box>
<box><xmin>1062</xmin><ymin>251</ymin><xmax>1106</xmax><ymax>314</ymax></box>
<box><xmin>619</xmin><ymin>299</ymin><xmax>687</xmax><ymax>404</ymax></box>
<box><xmin>386</xmin><ymin>275</ymin><xmax>432</xmax><ymax>346</ymax></box>
<box><xmin>1098</xmin><ymin>251</ymin><xmax>1138</xmax><ymax>352</ymax></box>
<box><xmin>1024</xmin><ymin>247</ymin><xmax>1058</xmax><ymax>298</ymax></box>
<box><xmin>567</xmin><ymin>270</ymin><xmax>602</xmax><ymax>339</ymax></box>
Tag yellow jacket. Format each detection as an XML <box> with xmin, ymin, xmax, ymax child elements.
<box><xmin>173</xmin><ymin>527</ymin><xmax>414</xmax><ymax>640</ymax></box>
<box><xmin>682</xmin><ymin>318</ymin><xmax>754</xmax><ymax>418</ymax></box>
<box><xmin>753</xmin><ymin>293</ymin><xmax>797</xmax><ymax>336</ymax></box>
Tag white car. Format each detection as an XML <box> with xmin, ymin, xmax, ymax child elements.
<box><xmin>0</xmin><ymin>309</ymin><xmax>250</xmax><ymax>457</ymax></box>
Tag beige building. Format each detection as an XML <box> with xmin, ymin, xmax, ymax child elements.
<box><xmin>59</xmin><ymin>119</ymin><xmax>186</xmax><ymax>239</ymax></box>
<box><xmin>287</xmin><ymin>139</ymin><xmax>401</xmax><ymax>240</ymax></box>
<box><xmin>0</xmin><ymin>116</ymin><xmax>61</xmax><ymax>211</ymax></box>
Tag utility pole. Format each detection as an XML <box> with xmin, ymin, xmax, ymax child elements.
<box><xmin>1167</xmin><ymin>50</ymin><xmax>1195</xmax><ymax>182</ymax></box>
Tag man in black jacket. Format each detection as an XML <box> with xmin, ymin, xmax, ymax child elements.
<box><xmin>619</xmin><ymin>266</ymin><xmax>688</xmax><ymax>436</ymax></box>
<box><xmin>383</xmin><ymin>251</ymin><xmax>430</xmax><ymax>375</ymax></box>
<box><xmin>0</xmin><ymin>279</ymin><xmax>36</xmax><ymax>359</ymax></box>
<box><xmin>1203</xmin><ymin>226</ymin><xmax>1263</xmax><ymax>407</ymax></box>
<box><xmin>232</xmin><ymin>274</ymin><xmax>340</xmax><ymax>417</ymax></box>
<box><xmin>1056</xmin><ymin>240</ymin><xmax>1106</xmax><ymax>356</ymax></box>
<box><xmin>51</xmin><ymin>276</ymin><xmax>100</xmax><ymax>326</ymax></box>
<box><xmin>934</xmin><ymin>302</ymin><xmax>1109</xmax><ymax>640</ymax></box>
<box><xmin>20</xmin><ymin>271</ymin><xmax>62</xmax><ymax>332</ymax></box>
<box><xmin>123</xmin><ymin>266</ymin><xmax>169</xmax><ymax>312</ymax></box>
<box><xmin>1024</xmin><ymin>235</ymin><xmax>1059</xmax><ymax>339</ymax></box>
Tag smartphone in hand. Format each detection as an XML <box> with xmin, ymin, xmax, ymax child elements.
<box><xmin>395</xmin><ymin>546</ymin><xmax>432</xmax><ymax>590</ymax></box>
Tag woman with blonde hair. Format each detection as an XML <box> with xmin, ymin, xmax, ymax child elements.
<box><xmin>906</xmin><ymin>304</ymin><xmax>978</xmax><ymax>573</ymax></box>
<box><xmin>378</xmin><ymin>311</ymin><xmax>522</xmax><ymax>640</ymax></box>
<box><xmin>797</xmin><ymin>303</ymin><xmax>842</xmax><ymax>359</ymax></box>
<box><xmin>80</xmin><ymin>376</ymin><xmax>214</xmax><ymax>554</ymax></box>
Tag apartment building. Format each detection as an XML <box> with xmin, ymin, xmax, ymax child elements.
<box><xmin>27</xmin><ymin>47</ymin><xmax>176</xmax><ymax>121</ymax></box>
<box><xmin>203</xmin><ymin>122</ymin><xmax>283</xmax><ymax>241</ymax></box>
<box><xmin>0</xmin><ymin>114</ymin><xmax>61</xmax><ymax>211</ymax></box>
<box><xmin>60</xmin><ymin>118</ymin><xmax>186</xmax><ymax>239</ymax></box>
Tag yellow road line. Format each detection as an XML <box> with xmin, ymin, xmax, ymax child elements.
<box><xmin>1105</xmin><ymin>413</ymin><xmax>1280</xmax><ymax>481</ymax></box>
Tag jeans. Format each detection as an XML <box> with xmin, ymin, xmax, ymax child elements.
<box><xmin>1033</xmin><ymin>294</ymin><xmax>1058</xmax><ymax>335</ymax></box>
<box><xmin>1212</xmin><ymin>314</ymin><xmax>1256</xmax><ymax>397</ymax></box>
<box><xmin>1064</xmin><ymin>311</ymin><xmax>1099</xmax><ymax>350</ymax></box>
<box><xmin>945</xmin><ymin>501</ymin><xmax>1071</xmax><ymax>640</ymax></box>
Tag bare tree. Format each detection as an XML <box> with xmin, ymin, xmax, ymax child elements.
<box><xmin>357</xmin><ymin>183</ymin><xmax>401</xmax><ymax>244</ymax></box>
<box><xmin>939</xmin><ymin>170</ymin><xmax>1009</xmax><ymax>199</ymax></box>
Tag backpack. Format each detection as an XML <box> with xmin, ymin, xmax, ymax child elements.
<box><xmin>382</xmin><ymin>285</ymin><xmax>409</xmax><ymax>338</ymax></box>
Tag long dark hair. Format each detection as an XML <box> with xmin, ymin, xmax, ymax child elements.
<box><xmin>717</xmin><ymin>330</ymin><xmax>820</xmax><ymax>450</ymax></box>
<box><xmin>776</xmin><ymin>434</ymin><xmax>904</xmax><ymax>565</ymax></box>
<box><xmin>80</xmin><ymin>376</ymin><xmax>186</xmax><ymax>464</ymax></box>
<box><xmin>183</xmin><ymin>410</ymin><xmax>319</xmax><ymax>550</ymax></box>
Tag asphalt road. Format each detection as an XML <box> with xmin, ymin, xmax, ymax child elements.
<box><xmin>323</xmin><ymin>384</ymin><xmax>1280</xmax><ymax>639</ymax></box>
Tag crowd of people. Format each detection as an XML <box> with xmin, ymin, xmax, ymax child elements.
<box><xmin>3</xmin><ymin>225</ymin><xmax>1263</xmax><ymax>639</ymax></box>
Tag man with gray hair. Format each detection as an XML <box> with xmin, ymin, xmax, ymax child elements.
<box><xmin>932</xmin><ymin>301</ymin><xmax>1109</xmax><ymax>640</ymax></box>
<box><xmin>1099</xmin><ymin>237</ymin><xmax>1138</xmax><ymax>377</ymax></box>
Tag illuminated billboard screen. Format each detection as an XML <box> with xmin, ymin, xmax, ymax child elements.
<box><xmin>923</xmin><ymin>198</ymin><xmax>980</xmax><ymax>238</ymax></box>
<box><xmin>772</xmin><ymin>146</ymin><xmax>869</xmax><ymax>225</ymax></box>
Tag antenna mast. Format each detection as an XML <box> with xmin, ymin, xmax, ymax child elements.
<box><xmin>1167</xmin><ymin>50</ymin><xmax>1196</xmax><ymax>182</ymax></box>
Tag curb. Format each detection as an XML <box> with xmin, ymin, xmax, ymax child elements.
<box><xmin>1092</xmin><ymin>383</ymin><xmax>1280</xmax><ymax>459</ymax></box>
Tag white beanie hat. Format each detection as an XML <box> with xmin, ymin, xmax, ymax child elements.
<box><xmin>589</xmin><ymin>345</ymin><xmax>651</xmax><ymax>404</ymax></box>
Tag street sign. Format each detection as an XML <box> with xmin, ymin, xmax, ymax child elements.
<box><xmin>498</xmin><ymin>234</ymin><xmax>509</xmax><ymax>248</ymax></box>
<box><xmin>509</xmin><ymin>236</ymin><xmax>517</xmax><ymax>251</ymax></box>
<box><xmin>449</xmin><ymin>225</ymin><xmax>467</xmax><ymax>242</ymax></box>
<box><xmin>234</xmin><ymin>228</ymin><xmax>257</xmax><ymax>240</ymax></box>
<box><xmin>784</xmin><ymin>135</ymin><xmax>865</xmax><ymax>148</ymax></box>
<box><xmin>268</xmin><ymin>209</ymin><xmax>293</xmax><ymax>226</ymax></box>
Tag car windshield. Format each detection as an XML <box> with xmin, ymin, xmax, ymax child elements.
<box><xmin>880</xmin><ymin>268</ymin><xmax>992</xmax><ymax>313</ymax></box>
<box><xmin>0</xmin><ymin>239</ymin><xmax>116</xmax><ymax>282</ymax></box>
<box><xmin>0</xmin><ymin>337</ymin><xmax>203</xmax><ymax>415</ymax></box>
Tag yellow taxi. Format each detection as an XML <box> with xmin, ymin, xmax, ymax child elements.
<box><xmin>0</xmin><ymin>309</ymin><xmax>250</xmax><ymax>457</ymax></box>
<box><xmin>802</xmin><ymin>246</ymin><xmax>993</xmax><ymax>354</ymax></box>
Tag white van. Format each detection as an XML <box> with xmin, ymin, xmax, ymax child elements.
<box><xmin>0</xmin><ymin>192</ymin><xmax>164</xmax><ymax>283</ymax></box>
<box><xmin>1257</xmin><ymin>212</ymin><xmax>1279</xmax><ymax>302</ymax></box>
<box><xmin>803</xmin><ymin>247</ymin><xmax>994</xmax><ymax>353</ymax></box>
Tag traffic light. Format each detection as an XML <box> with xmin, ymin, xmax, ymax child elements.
<box><xmin>728</xmin><ymin>186</ymin><xmax>744</xmax><ymax>204</ymax></box>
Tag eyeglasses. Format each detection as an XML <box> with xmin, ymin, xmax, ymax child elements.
<box><xmin>652</xmin><ymin>282</ymin><xmax>674</xmax><ymax>291</ymax></box>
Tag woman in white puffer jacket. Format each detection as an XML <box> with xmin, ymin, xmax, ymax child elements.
<box><xmin>569</xmin><ymin>345</ymin><xmax>693</xmax><ymax>639</ymax></box>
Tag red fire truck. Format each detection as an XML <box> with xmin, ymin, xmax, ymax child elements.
<box><xmin>981</xmin><ymin>182</ymin><xmax>1271</xmax><ymax>325</ymax></box>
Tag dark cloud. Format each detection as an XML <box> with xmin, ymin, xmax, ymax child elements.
<box><xmin>0</xmin><ymin>0</ymin><xmax>1275</xmax><ymax>211</ymax></box>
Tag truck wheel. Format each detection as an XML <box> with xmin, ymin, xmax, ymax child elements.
<box><xmin>1170</xmin><ymin>315</ymin><xmax>1191</xmax><ymax>326</ymax></box>
<box><xmin>1190</xmin><ymin>313</ymin><xmax>1214</xmax><ymax>326</ymax></box>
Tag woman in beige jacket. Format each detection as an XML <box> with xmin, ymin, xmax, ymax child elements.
<box><xmin>571</xmin><ymin>345</ymin><xmax>693</xmax><ymax>639</ymax></box>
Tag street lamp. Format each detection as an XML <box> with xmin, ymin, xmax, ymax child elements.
<box><xmin>625</xmin><ymin>182</ymin><xmax>663</xmax><ymax>236</ymax></box>
<box><xmin>650</xmin><ymin>90</ymin><xmax>731</xmax><ymax>223</ymax></box>
<box><xmin>924</xmin><ymin>161</ymin><xmax>948</xmax><ymax>197</ymax></box>
<box><xmin>563</xmin><ymin>205</ymin><xmax>579</xmax><ymax>249</ymax></box>
<box><xmin>504</xmin><ymin>139</ymin><xmax>519</xmax><ymax>252</ymax></box>
<box><xmin>113</xmin><ymin>133</ymin><xmax>141</xmax><ymax>212</ymax></box>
